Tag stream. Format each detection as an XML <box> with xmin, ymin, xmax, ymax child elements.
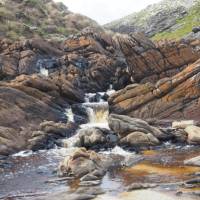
<box><xmin>0</xmin><ymin>90</ymin><xmax>200</xmax><ymax>200</ymax></box>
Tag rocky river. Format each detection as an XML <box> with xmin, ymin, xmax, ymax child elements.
<box><xmin>0</xmin><ymin>90</ymin><xmax>200</xmax><ymax>200</ymax></box>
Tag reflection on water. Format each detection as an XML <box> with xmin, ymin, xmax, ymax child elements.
<box><xmin>0</xmin><ymin>145</ymin><xmax>199</xmax><ymax>200</ymax></box>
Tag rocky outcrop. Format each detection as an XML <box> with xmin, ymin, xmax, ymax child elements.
<box><xmin>0</xmin><ymin>121</ymin><xmax>77</xmax><ymax>156</ymax></box>
<box><xmin>64</xmin><ymin>127</ymin><xmax>118</xmax><ymax>149</ymax></box>
<box><xmin>108</xmin><ymin>114</ymin><xmax>168</xmax><ymax>147</ymax></box>
<box><xmin>114</xmin><ymin>33</ymin><xmax>200</xmax><ymax>83</ymax></box>
<box><xmin>0</xmin><ymin>38</ymin><xmax>63</xmax><ymax>78</ymax></box>
<box><xmin>0</xmin><ymin>73</ymin><xmax>85</xmax><ymax>155</ymax></box>
<box><xmin>109</xmin><ymin>59</ymin><xmax>200</xmax><ymax>122</ymax></box>
<box><xmin>61</xmin><ymin>31</ymin><xmax>130</xmax><ymax>92</ymax></box>
<box><xmin>58</xmin><ymin>148</ymin><xmax>109</xmax><ymax>178</ymax></box>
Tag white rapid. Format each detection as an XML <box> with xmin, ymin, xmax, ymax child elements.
<box><xmin>40</xmin><ymin>67</ymin><xmax>49</xmax><ymax>76</ymax></box>
<box><xmin>81</xmin><ymin>102</ymin><xmax>109</xmax><ymax>129</ymax></box>
<box><xmin>65</xmin><ymin>108</ymin><xmax>74</xmax><ymax>122</ymax></box>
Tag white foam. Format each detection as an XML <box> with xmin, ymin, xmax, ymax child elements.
<box><xmin>101</xmin><ymin>146</ymin><xmax>132</xmax><ymax>156</ymax></box>
<box><xmin>65</xmin><ymin>108</ymin><xmax>74</xmax><ymax>122</ymax></box>
<box><xmin>40</xmin><ymin>67</ymin><xmax>49</xmax><ymax>76</ymax></box>
<box><xmin>12</xmin><ymin>150</ymin><xmax>34</xmax><ymax>157</ymax></box>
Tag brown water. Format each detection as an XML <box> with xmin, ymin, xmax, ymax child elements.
<box><xmin>1</xmin><ymin>144</ymin><xmax>199</xmax><ymax>200</ymax></box>
<box><xmin>0</xmin><ymin>98</ymin><xmax>200</xmax><ymax>200</ymax></box>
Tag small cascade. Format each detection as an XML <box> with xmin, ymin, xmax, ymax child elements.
<box><xmin>40</xmin><ymin>67</ymin><xmax>49</xmax><ymax>76</ymax></box>
<box><xmin>81</xmin><ymin>102</ymin><xmax>109</xmax><ymax>128</ymax></box>
<box><xmin>65</xmin><ymin>108</ymin><xmax>74</xmax><ymax>122</ymax></box>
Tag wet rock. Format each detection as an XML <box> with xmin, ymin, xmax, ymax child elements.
<box><xmin>75</xmin><ymin>186</ymin><xmax>104</xmax><ymax>196</ymax></box>
<box><xmin>80</xmin><ymin>173</ymin><xmax>100</xmax><ymax>182</ymax></box>
<box><xmin>120</xmin><ymin>132</ymin><xmax>160</xmax><ymax>147</ymax></box>
<box><xmin>73</xmin><ymin>127</ymin><xmax>118</xmax><ymax>149</ymax></box>
<box><xmin>79</xmin><ymin>180</ymin><xmax>101</xmax><ymax>186</ymax></box>
<box><xmin>0</xmin><ymin>126</ymin><xmax>27</xmax><ymax>155</ymax></box>
<box><xmin>192</xmin><ymin>26</ymin><xmax>200</xmax><ymax>34</ymax></box>
<box><xmin>39</xmin><ymin>121</ymin><xmax>77</xmax><ymax>138</ymax></box>
<box><xmin>171</xmin><ymin>129</ymin><xmax>188</xmax><ymax>143</ymax></box>
<box><xmin>128</xmin><ymin>183</ymin><xmax>157</xmax><ymax>191</ymax></box>
<box><xmin>58</xmin><ymin>148</ymin><xmax>109</xmax><ymax>178</ymax></box>
<box><xmin>172</xmin><ymin>120</ymin><xmax>197</xmax><ymax>129</ymax></box>
<box><xmin>185</xmin><ymin>125</ymin><xmax>200</xmax><ymax>144</ymax></box>
<box><xmin>184</xmin><ymin>156</ymin><xmax>200</xmax><ymax>166</ymax></box>
<box><xmin>108</xmin><ymin>59</ymin><xmax>200</xmax><ymax>122</ymax></box>
<box><xmin>108</xmin><ymin>114</ymin><xmax>167</xmax><ymax>141</ymax></box>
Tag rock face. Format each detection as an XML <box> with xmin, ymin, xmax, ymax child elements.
<box><xmin>114</xmin><ymin>33</ymin><xmax>200</xmax><ymax>83</ymax></box>
<box><xmin>0</xmin><ymin>31</ymin><xmax>131</xmax><ymax>92</ymax></box>
<box><xmin>108</xmin><ymin>114</ymin><xmax>166</xmax><ymax>147</ymax></box>
<box><xmin>109</xmin><ymin>59</ymin><xmax>200</xmax><ymax>122</ymax></box>
<box><xmin>61</xmin><ymin>31</ymin><xmax>130</xmax><ymax>92</ymax></box>
<box><xmin>0</xmin><ymin>38</ymin><xmax>63</xmax><ymax>78</ymax></box>
<box><xmin>0</xmin><ymin>73</ymin><xmax>84</xmax><ymax>155</ymax></box>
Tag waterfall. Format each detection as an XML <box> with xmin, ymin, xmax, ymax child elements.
<box><xmin>65</xmin><ymin>108</ymin><xmax>74</xmax><ymax>122</ymax></box>
<box><xmin>81</xmin><ymin>102</ymin><xmax>109</xmax><ymax>129</ymax></box>
<box><xmin>40</xmin><ymin>67</ymin><xmax>49</xmax><ymax>77</ymax></box>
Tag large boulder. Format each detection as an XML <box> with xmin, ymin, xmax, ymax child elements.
<box><xmin>108</xmin><ymin>114</ymin><xmax>167</xmax><ymax>147</ymax></box>
<box><xmin>58</xmin><ymin>148</ymin><xmax>109</xmax><ymax>178</ymax></box>
<box><xmin>108</xmin><ymin>59</ymin><xmax>200</xmax><ymax>122</ymax></box>
<box><xmin>0</xmin><ymin>126</ymin><xmax>27</xmax><ymax>156</ymax></box>
<box><xmin>185</xmin><ymin>125</ymin><xmax>200</xmax><ymax>144</ymax></box>
<box><xmin>64</xmin><ymin>127</ymin><xmax>118</xmax><ymax>149</ymax></box>
<box><xmin>108</xmin><ymin>114</ymin><xmax>166</xmax><ymax>140</ymax></box>
<box><xmin>114</xmin><ymin>33</ymin><xmax>200</xmax><ymax>83</ymax></box>
<box><xmin>120</xmin><ymin>132</ymin><xmax>160</xmax><ymax>147</ymax></box>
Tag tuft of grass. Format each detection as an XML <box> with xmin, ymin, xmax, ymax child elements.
<box><xmin>6</xmin><ymin>31</ymin><xmax>19</xmax><ymax>40</ymax></box>
<box><xmin>152</xmin><ymin>3</ymin><xmax>200</xmax><ymax>40</ymax></box>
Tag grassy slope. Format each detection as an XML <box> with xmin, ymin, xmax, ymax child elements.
<box><xmin>0</xmin><ymin>0</ymin><xmax>99</xmax><ymax>40</ymax></box>
<box><xmin>152</xmin><ymin>3</ymin><xmax>200</xmax><ymax>40</ymax></box>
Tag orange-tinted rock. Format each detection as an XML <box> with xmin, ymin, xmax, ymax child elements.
<box><xmin>109</xmin><ymin>59</ymin><xmax>200</xmax><ymax>122</ymax></box>
<box><xmin>114</xmin><ymin>33</ymin><xmax>200</xmax><ymax>83</ymax></box>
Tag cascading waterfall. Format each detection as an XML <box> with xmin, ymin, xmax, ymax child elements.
<box><xmin>65</xmin><ymin>108</ymin><xmax>74</xmax><ymax>122</ymax></box>
<box><xmin>81</xmin><ymin>102</ymin><xmax>109</xmax><ymax>129</ymax></box>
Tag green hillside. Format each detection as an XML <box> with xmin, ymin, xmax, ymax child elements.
<box><xmin>152</xmin><ymin>2</ymin><xmax>200</xmax><ymax>40</ymax></box>
<box><xmin>0</xmin><ymin>0</ymin><xmax>100</xmax><ymax>41</ymax></box>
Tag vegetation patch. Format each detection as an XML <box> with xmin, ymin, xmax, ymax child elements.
<box><xmin>152</xmin><ymin>3</ymin><xmax>200</xmax><ymax>40</ymax></box>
